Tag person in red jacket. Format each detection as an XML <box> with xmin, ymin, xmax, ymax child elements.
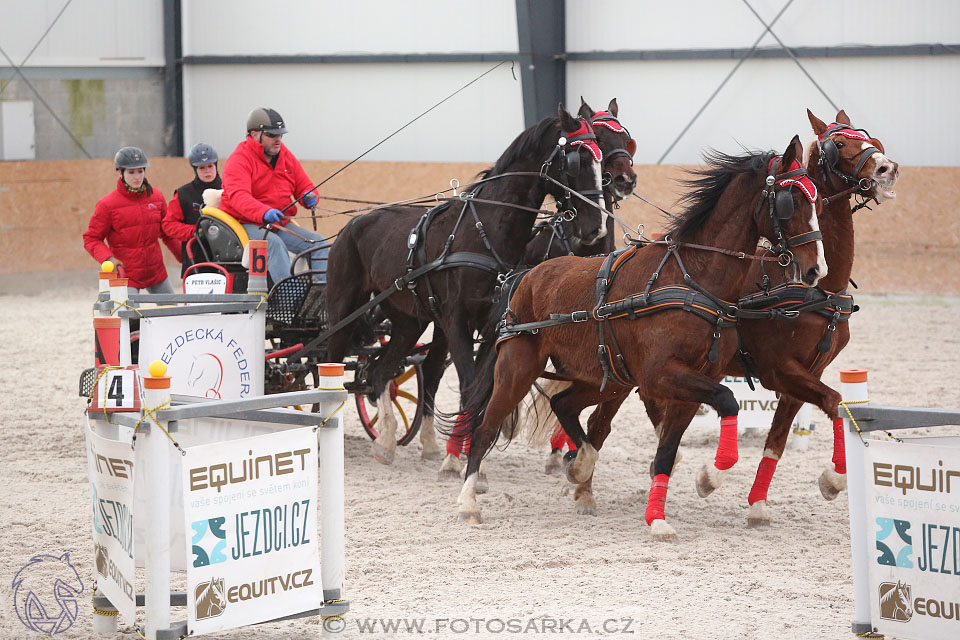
<box><xmin>220</xmin><ymin>107</ymin><xmax>328</xmax><ymax>284</ymax></box>
<box><xmin>83</xmin><ymin>146</ymin><xmax>179</xmax><ymax>292</ymax></box>
<box><xmin>162</xmin><ymin>142</ymin><xmax>222</xmax><ymax>276</ymax></box>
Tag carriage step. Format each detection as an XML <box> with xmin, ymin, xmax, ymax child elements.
<box><xmin>343</xmin><ymin>380</ymin><xmax>374</xmax><ymax>395</ymax></box>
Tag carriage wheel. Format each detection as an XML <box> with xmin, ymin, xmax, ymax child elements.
<box><xmin>355</xmin><ymin>362</ymin><xmax>424</xmax><ymax>446</ymax></box>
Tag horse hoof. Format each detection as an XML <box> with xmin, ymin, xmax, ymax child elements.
<box><xmin>819</xmin><ymin>470</ymin><xmax>841</xmax><ymax>501</ymax></box>
<box><xmin>695</xmin><ymin>465</ymin><xmax>716</xmax><ymax>498</ymax></box>
<box><xmin>458</xmin><ymin>511</ymin><xmax>482</xmax><ymax>525</ymax></box>
<box><xmin>421</xmin><ymin>449</ymin><xmax>445</xmax><ymax>462</ymax></box>
<box><xmin>747</xmin><ymin>501</ymin><xmax>771</xmax><ymax>528</ymax></box>
<box><xmin>650</xmin><ymin>519</ymin><xmax>678</xmax><ymax>543</ymax></box>
<box><xmin>475</xmin><ymin>474</ymin><xmax>489</xmax><ymax>495</ymax></box>
<box><xmin>545</xmin><ymin>451</ymin><xmax>563</xmax><ymax>475</ymax></box>
<box><xmin>371</xmin><ymin>441</ymin><xmax>395</xmax><ymax>466</ymax></box>
<box><xmin>575</xmin><ymin>502</ymin><xmax>597</xmax><ymax>516</ymax></box>
<box><xmin>438</xmin><ymin>468</ymin><xmax>461</xmax><ymax>481</ymax></box>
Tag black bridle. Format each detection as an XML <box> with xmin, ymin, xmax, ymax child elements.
<box><xmin>755</xmin><ymin>154</ymin><xmax>823</xmax><ymax>267</ymax></box>
<box><xmin>817</xmin><ymin>123</ymin><xmax>884</xmax><ymax>212</ymax></box>
<box><xmin>540</xmin><ymin>117</ymin><xmax>605</xmax><ymax>225</ymax></box>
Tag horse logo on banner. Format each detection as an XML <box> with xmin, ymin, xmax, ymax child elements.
<box><xmin>195</xmin><ymin>577</ymin><xmax>227</xmax><ymax>620</ymax></box>
<box><xmin>879</xmin><ymin>581</ymin><xmax>913</xmax><ymax>622</ymax></box>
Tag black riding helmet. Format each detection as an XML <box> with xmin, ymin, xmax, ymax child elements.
<box><xmin>188</xmin><ymin>142</ymin><xmax>218</xmax><ymax>167</ymax></box>
<box><xmin>246</xmin><ymin>108</ymin><xmax>287</xmax><ymax>135</ymax></box>
<box><xmin>114</xmin><ymin>146</ymin><xmax>149</xmax><ymax>170</ymax></box>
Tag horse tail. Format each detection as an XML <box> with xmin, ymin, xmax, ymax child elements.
<box><xmin>512</xmin><ymin>377</ymin><xmax>571</xmax><ymax>446</ymax></box>
<box><xmin>436</xmin><ymin>271</ymin><xmax>528</xmax><ymax>446</ymax></box>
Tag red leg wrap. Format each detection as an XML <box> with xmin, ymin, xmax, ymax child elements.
<box><xmin>447</xmin><ymin>413</ymin><xmax>471</xmax><ymax>457</ymax></box>
<box><xmin>549</xmin><ymin>424</ymin><xmax>566</xmax><ymax>451</ymax></box>
<box><xmin>644</xmin><ymin>474</ymin><xmax>670</xmax><ymax>525</ymax></box>
<box><xmin>714</xmin><ymin>416</ymin><xmax>739</xmax><ymax>470</ymax></box>
<box><xmin>747</xmin><ymin>456</ymin><xmax>779</xmax><ymax>505</ymax></box>
<box><xmin>832</xmin><ymin>418</ymin><xmax>846</xmax><ymax>474</ymax></box>
<box><xmin>549</xmin><ymin>425</ymin><xmax>578</xmax><ymax>452</ymax></box>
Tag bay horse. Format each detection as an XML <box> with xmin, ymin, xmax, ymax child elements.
<box><xmin>429</xmin><ymin>98</ymin><xmax>637</xmax><ymax>480</ymax></box>
<box><xmin>449</xmin><ymin>135</ymin><xmax>826</xmax><ymax>540</ymax></box>
<box><xmin>324</xmin><ymin>104</ymin><xmax>608</xmax><ymax>465</ymax></box>
<box><xmin>673</xmin><ymin>109</ymin><xmax>898</xmax><ymax>526</ymax></box>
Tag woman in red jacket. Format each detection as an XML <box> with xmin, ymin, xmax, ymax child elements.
<box><xmin>162</xmin><ymin>142</ymin><xmax>222</xmax><ymax>276</ymax></box>
<box><xmin>83</xmin><ymin>146</ymin><xmax>180</xmax><ymax>292</ymax></box>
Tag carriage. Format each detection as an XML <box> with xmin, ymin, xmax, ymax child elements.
<box><xmin>181</xmin><ymin>204</ymin><xmax>429</xmax><ymax>447</ymax></box>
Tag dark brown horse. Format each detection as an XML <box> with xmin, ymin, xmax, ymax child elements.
<box><xmin>324</xmin><ymin>104</ymin><xmax>608</xmax><ymax>465</ymax></box>
<box><xmin>430</xmin><ymin>99</ymin><xmax>637</xmax><ymax>479</ymax></box>
<box><xmin>678</xmin><ymin>109</ymin><xmax>899</xmax><ymax>525</ymax></box>
<box><xmin>450</xmin><ymin>136</ymin><xmax>826</xmax><ymax>539</ymax></box>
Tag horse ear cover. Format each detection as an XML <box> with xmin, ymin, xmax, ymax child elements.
<box><xmin>775</xmin><ymin>189</ymin><xmax>795</xmax><ymax>220</ymax></box>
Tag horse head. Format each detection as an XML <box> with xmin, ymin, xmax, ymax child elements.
<box><xmin>807</xmin><ymin>108</ymin><xmax>899</xmax><ymax>202</ymax></box>
<box><xmin>760</xmin><ymin>135</ymin><xmax>827</xmax><ymax>287</ymax></box>
<box><xmin>579</xmin><ymin>97</ymin><xmax>637</xmax><ymax>200</ymax></box>
<box><xmin>552</xmin><ymin>103</ymin><xmax>608</xmax><ymax>246</ymax></box>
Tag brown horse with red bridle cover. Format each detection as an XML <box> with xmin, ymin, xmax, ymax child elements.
<box><xmin>448</xmin><ymin>135</ymin><xmax>827</xmax><ymax>540</ymax></box>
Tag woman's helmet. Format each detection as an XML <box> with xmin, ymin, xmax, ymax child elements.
<box><xmin>188</xmin><ymin>143</ymin><xmax>218</xmax><ymax>167</ymax></box>
<box><xmin>245</xmin><ymin>108</ymin><xmax>287</xmax><ymax>135</ymax></box>
<box><xmin>114</xmin><ymin>146</ymin><xmax>149</xmax><ymax>170</ymax></box>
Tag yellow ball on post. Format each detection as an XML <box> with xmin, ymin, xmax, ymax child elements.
<box><xmin>101</xmin><ymin>260</ymin><xmax>115</xmax><ymax>273</ymax></box>
<box><xmin>148</xmin><ymin>360</ymin><xmax>167</xmax><ymax>378</ymax></box>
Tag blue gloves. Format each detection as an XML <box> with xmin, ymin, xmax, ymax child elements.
<box><xmin>263</xmin><ymin>208</ymin><xmax>283</xmax><ymax>224</ymax></box>
<box><xmin>302</xmin><ymin>193</ymin><xmax>318</xmax><ymax>208</ymax></box>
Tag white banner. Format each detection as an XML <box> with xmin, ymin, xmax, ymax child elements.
<box><xmin>85</xmin><ymin>418</ymin><xmax>136</xmax><ymax>623</ymax></box>
<box><xmin>863</xmin><ymin>437</ymin><xmax>960</xmax><ymax>640</ymax></box>
<box><xmin>138</xmin><ymin>314</ymin><xmax>264</xmax><ymax>399</ymax></box>
<box><xmin>134</xmin><ymin>417</ymin><xmax>305</xmax><ymax>572</ymax></box>
<box><xmin>182</xmin><ymin>428</ymin><xmax>320</xmax><ymax>635</ymax></box>
<box><xmin>690</xmin><ymin>376</ymin><xmax>809</xmax><ymax>430</ymax></box>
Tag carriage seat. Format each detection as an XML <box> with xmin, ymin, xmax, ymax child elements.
<box><xmin>183</xmin><ymin>206</ymin><xmax>251</xmax><ymax>293</ymax></box>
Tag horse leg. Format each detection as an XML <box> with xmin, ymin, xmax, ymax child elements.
<box><xmin>646</xmin><ymin>400</ymin><xmax>702</xmax><ymax>542</ymax></box>
<box><xmin>550</xmin><ymin>383</ymin><xmax>602</xmax><ymax>485</ymax></box>
<box><xmin>754</xmin><ymin>362</ymin><xmax>847</xmax><ymax>500</ymax></box>
<box><xmin>457</xmin><ymin>337</ymin><xmax>546</xmax><ymax>524</ymax></box>
<box><xmin>819</xmin><ymin>414</ymin><xmax>849</xmax><ymax>501</ymax></box>
<box><xmin>745</xmin><ymin>394</ymin><xmax>802</xmax><ymax>527</ymax></box>
<box><xmin>572</xmin><ymin>392</ymin><xmax>628</xmax><ymax>515</ymax></box>
<box><xmin>545</xmin><ymin>424</ymin><xmax>573</xmax><ymax>475</ymax></box>
<box><xmin>636</xmin><ymin>364</ymin><xmax>738</xmax><ymax>535</ymax></box>
<box><xmin>418</xmin><ymin>330</ymin><xmax>448</xmax><ymax>462</ymax></box>
<box><xmin>368</xmin><ymin>316</ymin><xmax>423</xmax><ymax>465</ymax></box>
<box><xmin>444</xmin><ymin>316</ymin><xmax>489</xmax><ymax>490</ymax></box>
<box><xmin>644</xmin><ymin>398</ymin><xmax>683</xmax><ymax>479</ymax></box>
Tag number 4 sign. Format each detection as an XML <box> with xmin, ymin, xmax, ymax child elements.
<box><xmin>90</xmin><ymin>365</ymin><xmax>142</xmax><ymax>412</ymax></box>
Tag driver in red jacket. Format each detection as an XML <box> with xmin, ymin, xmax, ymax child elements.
<box><xmin>220</xmin><ymin>108</ymin><xmax>328</xmax><ymax>284</ymax></box>
<box><xmin>83</xmin><ymin>146</ymin><xmax>179</xmax><ymax>292</ymax></box>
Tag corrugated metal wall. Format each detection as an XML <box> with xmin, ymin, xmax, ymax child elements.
<box><xmin>181</xmin><ymin>0</ymin><xmax>524</xmax><ymax>162</ymax></box>
<box><xmin>1</xmin><ymin>0</ymin><xmax>957</xmax><ymax>164</ymax></box>
<box><xmin>567</xmin><ymin>0</ymin><xmax>960</xmax><ymax>166</ymax></box>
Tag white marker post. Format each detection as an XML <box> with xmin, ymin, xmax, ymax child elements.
<box><xmin>141</xmin><ymin>362</ymin><xmax>172</xmax><ymax>639</ymax></box>
<box><xmin>108</xmin><ymin>277</ymin><xmax>132</xmax><ymax>366</ymax></box>
<box><xmin>317</xmin><ymin>363</ymin><xmax>346</xmax><ymax>602</ymax></box>
<box><xmin>840</xmin><ymin>368</ymin><xmax>871</xmax><ymax>636</ymax></box>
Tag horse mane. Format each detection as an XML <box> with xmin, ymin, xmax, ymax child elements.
<box><xmin>666</xmin><ymin>148</ymin><xmax>771</xmax><ymax>241</ymax></box>
<box><xmin>479</xmin><ymin>116</ymin><xmax>560</xmax><ymax>179</ymax></box>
